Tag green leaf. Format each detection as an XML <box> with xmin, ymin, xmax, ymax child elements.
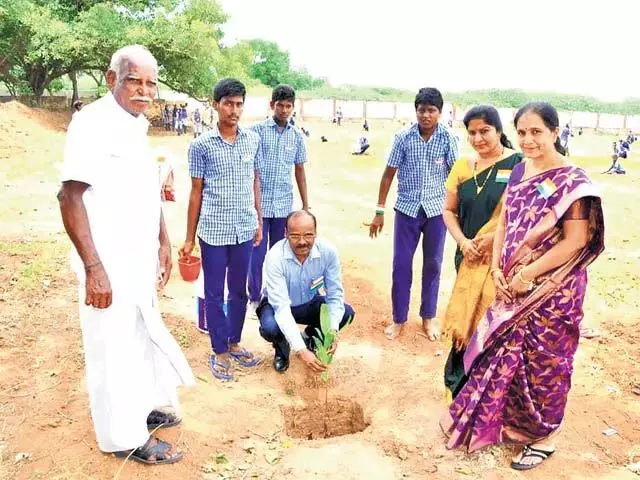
<box><xmin>215</xmin><ymin>453</ymin><xmax>228</xmax><ymax>464</ymax></box>
<box><xmin>320</xmin><ymin>304</ymin><xmax>331</xmax><ymax>338</ymax></box>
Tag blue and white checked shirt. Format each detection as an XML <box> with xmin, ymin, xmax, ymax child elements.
<box><xmin>387</xmin><ymin>122</ymin><xmax>459</xmax><ymax>218</ymax></box>
<box><xmin>263</xmin><ymin>238</ymin><xmax>345</xmax><ymax>352</ymax></box>
<box><xmin>250</xmin><ymin>118</ymin><xmax>307</xmax><ymax>218</ymax></box>
<box><xmin>188</xmin><ymin>125</ymin><xmax>262</xmax><ymax>246</ymax></box>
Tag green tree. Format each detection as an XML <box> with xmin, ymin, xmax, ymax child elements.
<box><xmin>247</xmin><ymin>39</ymin><xmax>291</xmax><ymax>88</ymax></box>
<box><xmin>0</xmin><ymin>0</ymin><xmax>243</xmax><ymax>104</ymax></box>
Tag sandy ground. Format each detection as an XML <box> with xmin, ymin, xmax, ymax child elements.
<box><xmin>0</xmin><ymin>101</ymin><xmax>639</xmax><ymax>479</ymax></box>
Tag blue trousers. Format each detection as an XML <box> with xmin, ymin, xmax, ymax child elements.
<box><xmin>392</xmin><ymin>210</ymin><xmax>446</xmax><ymax>323</ymax></box>
<box><xmin>257</xmin><ymin>296</ymin><xmax>355</xmax><ymax>359</ymax></box>
<box><xmin>248</xmin><ymin>217</ymin><xmax>287</xmax><ymax>302</ymax></box>
<box><xmin>199</xmin><ymin>238</ymin><xmax>253</xmax><ymax>354</ymax></box>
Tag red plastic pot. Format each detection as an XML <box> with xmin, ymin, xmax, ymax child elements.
<box><xmin>178</xmin><ymin>255</ymin><xmax>201</xmax><ymax>282</ymax></box>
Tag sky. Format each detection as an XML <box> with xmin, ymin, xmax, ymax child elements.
<box><xmin>219</xmin><ymin>0</ymin><xmax>638</xmax><ymax>101</ymax></box>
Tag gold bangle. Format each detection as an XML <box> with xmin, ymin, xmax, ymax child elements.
<box><xmin>519</xmin><ymin>269</ymin><xmax>534</xmax><ymax>283</ymax></box>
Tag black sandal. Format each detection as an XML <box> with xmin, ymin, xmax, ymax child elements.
<box><xmin>114</xmin><ymin>436</ymin><xmax>183</xmax><ymax>465</ymax></box>
<box><xmin>511</xmin><ymin>445</ymin><xmax>555</xmax><ymax>471</ymax></box>
<box><xmin>147</xmin><ymin>410</ymin><xmax>182</xmax><ymax>430</ymax></box>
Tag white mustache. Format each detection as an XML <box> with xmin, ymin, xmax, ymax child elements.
<box><xmin>130</xmin><ymin>96</ymin><xmax>152</xmax><ymax>103</ymax></box>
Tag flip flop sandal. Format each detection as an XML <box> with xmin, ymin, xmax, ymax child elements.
<box><xmin>229</xmin><ymin>348</ymin><xmax>262</xmax><ymax>368</ymax></box>
<box><xmin>511</xmin><ymin>445</ymin><xmax>555</xmax><ymax>471</ymax></box>
<box><xmin>209</xmin><ymin>355</ymin><xmax>234</xmax><ymax>381</ymax></box>
<box><xmin>114</xmin><ymin>436</ymin><xmax>183</xmax><ymax>465</ymax></box>
<box><xmin>147</xmin><ymin>410</ymin><xmax>182</xmax><ymax>430</ymax></box>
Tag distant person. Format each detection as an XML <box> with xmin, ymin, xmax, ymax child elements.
<box><xmin>248</xmin><ymin>84</ymin><xmax>309</xmax><ymax>314</ymax></box>
<box><xmin>578</xmin><ymin>127</ymin><xmax>583</xmax><ymax>136</ymax></box>
<box><xmin>560</xmin><ymin>124</ymin><xmax>572</xmax><ymax>156</ymax></box>
<box><xmin>257</xmin><ymin>211</ymin><xmax>355</xmax><ymax>373</ymax></box>
<box><xmin>290</xmin><ymin>111</ymin><xmax>297</xmax><ymax>126</ymax></box>
<box><xmin>180</xmin><ymin>105</ymin><xmax>188</xmax><ymax>135</ymax></box>
<box><xmin>626</xmin><ymin>130</ymin><xmax>636</xmax><ymax>144</ymax></box>
<box><xmin>172</xmin><ymin>105</ymin><xmax>178</xmax><ymax>132</ymax></box>
<box><xmin>72</xmin><ymin>100</ymin><xmax>83</xmax><ymax>116</ymax></box>
<box><xmin>193</xmin><ymin>108</ymin><xmax>202</xmax><ymax>138</ymax></box>
<box><xmin>162</xmin><ymin>104</ymin><xmax>171</xmax><ymax>131</ymax></box>
<box><xmin>321</xmin><ymin>135</ymin><xmax>328</xmax><ymax>142</ymax></box>
<box><xmin>181</xmin><ymin>78</ymin><xmax>263</xmax><ymax>382</ymax></box>
<box><xmin>604</xmin><ymin>141</ymin><xmax>627</xmax><ymax>174</ymax></box>
<box><xmin>352</xmin><ymin>133</ymin><xmax>370</xmax><ymax>155</ymax></box>
<box><xmin>301</xmin><ymin>126</ymin><xmax>310</xmax><ymax>137</ymax></box>
<box><xmin>336</xmin><ymin>107</ymin><xmax>343</xmax><ymax>126</ymax></box>
<box><xmin>369</xmin><ymin>87</ymin><xmax>459</xmax><ymax>341</ymax></box>
<box><xmin>363</xmin><ymin>119</ymin><xmax>369</xmax><ymax>132</ymax></box>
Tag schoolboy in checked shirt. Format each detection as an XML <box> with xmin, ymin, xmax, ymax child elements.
<box><xmin>247</xmin><ymin>85</ymin><xmax>309</xmax><ymax>311</ymax></box>
<box><xmin>181</xmin><ymin>78</ymin><xmax>263</xmax><ymax>382</ymax></box>
<box><xmin>369</xmin><ymin>88</ymin><xmax>459</xmax><ymax>342</ymax></box>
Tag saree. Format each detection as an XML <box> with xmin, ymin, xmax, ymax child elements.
<box><xmin>440</xmin><ymin>163</ymin><xmax>605</xmax><ymax>453</ymax></box>
<box><xmin>443</xmin><ymin>153</ymin><xmax>523</xmax><ymax>399</ymax></box>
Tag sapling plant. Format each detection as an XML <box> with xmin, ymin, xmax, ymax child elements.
<box><xmin>313</xmin><ymin>304</ymin><xmax>353</xmax><ymax>382</ymax></box>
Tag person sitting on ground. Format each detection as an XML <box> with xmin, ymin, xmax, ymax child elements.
<box><xmin>352</xmin><ymin>133</ymin><xmax>370</xmax><ymax>155</ymax></box>
<box><xmin>257</xmin><ymin>210</ymin><xmax>355</xmax><ymax>373</ymax></box>
<box><xmin>321</xmin><ymin>135</ymin><xmax>328</xmax><ymax>142</ymax></box>
<box><xmin>604</xmin><ymin>141</ymin><xmax>627</xmax><ymax>174</ymax></box>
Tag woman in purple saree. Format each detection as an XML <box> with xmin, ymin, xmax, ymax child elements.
<box><xmin>440</xmin><ymin>102</ymin><xmax>605</xmax><ymax>470</ymax></box>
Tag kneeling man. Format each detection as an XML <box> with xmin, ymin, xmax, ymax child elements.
<box><xmin>258</xmin><ymin>210</ymin><xmax>355</xmax><ymax>373</ymax></box>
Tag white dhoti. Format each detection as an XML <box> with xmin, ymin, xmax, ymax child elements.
<box><xmin>61</xmin><ymin>93</ymin><xmax>195</xmax><ymax>452</ymax></box>
<box><xmin>80</xmin><ymin>294</ymin><xmax>194</xmax><ymax>451</ymax></box>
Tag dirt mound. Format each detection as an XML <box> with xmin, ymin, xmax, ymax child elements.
<box><xmin>0</xmin><ymin>101</ymin><xmax>70</xmax><ymax>134</ymax></box>
<box><xmin>0</xmin><ymin>101</ymin><xmax>70</xmax><ymax>162</ymax></box>
<box><xmin>282</xmin><ymin>397</ymin><xmax>369</xmax><ymax>439</ymax></box>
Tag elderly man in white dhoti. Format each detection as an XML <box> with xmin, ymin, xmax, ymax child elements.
<box><xmin>57</xmin><ymin>45</ymin><xmax>195</xmax><ymax>465</ymax></box>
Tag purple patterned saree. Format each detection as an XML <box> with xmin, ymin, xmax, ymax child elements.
<box><xmin>440</xmin><ymin>164</ymin><xmax>605</xmax><ymax>453</ymax></box>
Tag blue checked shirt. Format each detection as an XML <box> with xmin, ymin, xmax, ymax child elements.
<box><xmin>387</xmin><ymin>122</ymin><xmax>459</xmax><ymax>218</ymax></box>
<box><xmin>188</xmin><ymin>125</ymin><xmax>261</xmax><ymax>246</ymax></box>
<box><xmin>263</xmin><ymin>238</ymin><xmax>345</xmax><ymax>352</ymax></box>
<box><xmin>250</xmin><ymin>118</ymin><xmax>307</xmax><ymax>218</ymax></box>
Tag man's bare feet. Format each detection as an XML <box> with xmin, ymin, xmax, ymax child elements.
<box><xmin>384</xmin><ymin>323</ymin><xmax>404</xmax><ymax>340</ymax></box>
<box><xmin>422</xmin><ymin>318</ymin><xmax>440</xmax><ymax>341</ymax></box>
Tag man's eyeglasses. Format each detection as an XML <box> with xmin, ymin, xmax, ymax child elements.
<box><xmin>288</xmin><ymin>233</ymin><xmax>316</xmax><ymax>241</ymax></box>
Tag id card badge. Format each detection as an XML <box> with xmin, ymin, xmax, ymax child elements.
<box><xmin>495</xmin><ymin>169</ymin><xmax>511</xmax><ymax>183</ymax></box>
<box><xmin>536</xmin><ymin>178</ymin><xmax>558</xmax><ymax>199</ymax></box>
<box><xmin>310</xmin><ymin>276</ymin><xmax>325</xmax><ymax>296</ymax></box>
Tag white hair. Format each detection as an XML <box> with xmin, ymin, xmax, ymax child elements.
<box><xmin>109</xmin><ymin>45</ymin><xmax>158</xmax><ymax>79</ymax></box>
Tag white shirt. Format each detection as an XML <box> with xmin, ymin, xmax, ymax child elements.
<box><xmin>61</xmin><ymin>92</ymin><xmax>160</xmax><ymax>301</ymax></box>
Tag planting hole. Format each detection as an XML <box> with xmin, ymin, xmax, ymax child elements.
<box><xmin>281</xmin><ymin>397</ymin><xmax>368</xmax><ymax>439</ymax></box>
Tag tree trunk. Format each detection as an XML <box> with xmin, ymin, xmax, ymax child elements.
<box><xmin>70</xmin><ymin>70</ymin><xmax>79</xmax><ymax>108</ymax></box>
<box><xmin>28</xmin><ymin>67</ymin><xmax>49</xmax><ymax>107</ymax></box>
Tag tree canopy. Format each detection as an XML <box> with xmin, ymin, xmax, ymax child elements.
<box><xmin>0</xmin><ymin>0</ymin><xmax>249</xmax><ymax>103</ymax></box>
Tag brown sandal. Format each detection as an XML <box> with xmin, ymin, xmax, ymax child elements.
<box><xmin>114</xmin><ymin>436</ymin><xmax>183</xmax><ymax>465</ymax></box>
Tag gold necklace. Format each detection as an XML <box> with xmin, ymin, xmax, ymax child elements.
<box><xmin>473</xmin><ymin>149</ymin><xmax>504</xmax><ymax>194</ymax></box>
<box><xmin>473</xmin><ymin>162</ymin><xmax>496</xmax><ymax>194</ymax></box>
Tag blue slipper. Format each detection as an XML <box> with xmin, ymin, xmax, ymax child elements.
<box><xmin>229</xmin><ymin>348</ymin><xmax>262</xmax><ymax>368</ymax></box>
<box><xmin>209</xmin><ymin>355</ymin><xmax>233</xmax><ymax>381</ymax></box>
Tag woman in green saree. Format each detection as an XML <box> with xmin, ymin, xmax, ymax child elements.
<box><xmin>442</xmin><ymin>105</ymin><xmax>523</xmax><ymax>401</ymax></box>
